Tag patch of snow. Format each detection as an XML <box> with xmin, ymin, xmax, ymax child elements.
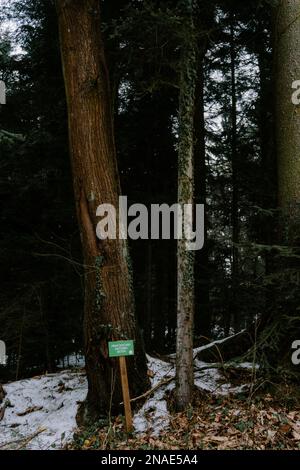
<box><xmin>133</xmin><ymin>356</ymin><xmax>174</xmax><ymax>435</ymax></box>
<box><xmin>133</xmin><ymin>351</ymin><xmax>253</xmax><ymax>436</ymax></box>
<box><xmin>0</xmin><ymin>343</ymin><xmax>255</xmax><ymax>446</ymax></box>
<box><xmin>0</xmin><ymin>370</ymin><xmax>87</xmax><ymax>450</ymax></box>
<box><xmin>235</xmin><ymin>362</ymin><xmax>259</xmax><ymax>370</ymax></box>
<box><xmin>146</xmin><ymin>355</ymin><xmax>174</xmax><ymax>386</ymax></box>
<box><xmin>194</xmin><ymin>360</ymin><xmax>249</xmax><ymax>396</ymax></box>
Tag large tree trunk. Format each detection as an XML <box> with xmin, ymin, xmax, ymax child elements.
<box><xmin>254</xmin><ymin>0</ymin><xmax>300</xmax><ymax>374</ymax></box>
<box><xmin>176</xmin><ymin>0</ymin><xmax>197</xmax><ymax>411</ymax></box>
<box><xmin>56</xmin><ymin>0</ymin><xmax>148</xmax><ymax>422</ymax></box>
<box><xmin>275</xmin><ymin>0</ymin><xmax>300</xmax><ymax>215</ymax></box>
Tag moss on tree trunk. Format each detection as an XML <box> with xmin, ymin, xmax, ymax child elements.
<box><xmin>176</xmin><ymin>0</ymin><xmax>197</xmax><ymax>411</ymax></box>
<box><xmin>56</xmin><ymin>0</ymin><xmax>149</xmax><ymax>422</ymax></box>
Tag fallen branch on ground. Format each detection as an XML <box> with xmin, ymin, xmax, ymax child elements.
<box><xmin>121</xmin><ymin>361</ymin><xmax>255</xmax><ymax>405</ymax></box>
<box><xmin>17</xmin><ymin>406</ymin><xmax>43</xmax><ymax>416</ymax></box>
<box><xmin>0</xmin><ymin>427</ymin><xmax>47</xmax><ymax>449</ymax></box>
<box><xmin>121</xmin><ymin>377</ymin><xmax>174</xmax><ymax>405</ymax></box>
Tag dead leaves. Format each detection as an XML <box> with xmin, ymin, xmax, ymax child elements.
<box><xmin>72</xmin><ymin>392</ymin><xmax>300</xmax><ymax>451</ymax></box>
<box><xmin>16</xmin><ymin>406</ymin><xmax>43</xmax><ymax>416</ymax></box>
<box><xmin>57</xmin><ymin>381</ymin><xmax>73</xmax><ymax>393</ymax></box>
<box><xmin>140</xmin><ymin>395</ymin><xmax>300</xmax><ymax>450</ymax></box>
<box><xmin>292</xmin><ymin>429</ymin><xmax>300</xmax><ymax>440</ymax></box>
<box><xmin>0</xmin><ymin>404</ymin><xmax>6</xmax><ymax>422</ymax></box>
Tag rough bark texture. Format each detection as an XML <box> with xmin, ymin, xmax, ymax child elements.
<box><xmin>256</xmin><ymin>1</ymin><xmax>300</xmax><ymax>375</ymax></box>
<box><xmin>275</xmin><ymin>0</ymin><xmax>300</xmax><ymax>211</ymax></box>
<box><xmin>56</xmin><ymin>0</ymin><xmax>148</xmax><ymax>421</ymax></box>
<box><xmin>176</xmin><ymin>0</ymin><xmax>197</xmax><ymax>411</ymax></box>
<box><xmin>0</xmin><ymin>384</ymin><xmax>6</xmax><ymax>404</ymax></box>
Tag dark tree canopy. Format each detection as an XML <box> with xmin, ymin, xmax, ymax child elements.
<box><xmin>0</xmin><ymin>0</ymin><xmax>299</xmax><ymax>389</ymax></box>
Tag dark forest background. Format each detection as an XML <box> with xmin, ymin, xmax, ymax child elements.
<box><xmin>0</xmin><ymin>0</ymin><xmax>299</xmax><ymax>381</ymax></box>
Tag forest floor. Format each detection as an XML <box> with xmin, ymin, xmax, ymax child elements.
<box><xmin>75</xmin><ymin>388</ymin><xmax>300</xmax><ymax>450</ymax></box>
<box><xmin>71</xmin><ymin>356</ymin><xmax>300</xmax><ymax>451</ymax></box>
<box><xmin>0</xmin><ymin>369</ymin><xmax>87</xmax><ymax>450</ymax></box>
<box><xmin>1</xmin><ymin>348</ymin><xmax>300</xmax><ymax>450</ymax></box>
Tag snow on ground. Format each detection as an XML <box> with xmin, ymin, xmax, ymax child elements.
<box><xmin>133</xmin><ymin>355</ymin><xmax>175</xmax><ymax>435</ymax></box>
<box><xmin>0</xmin><ymin>370</ymin><xmax>87</xmax><ymax>450</ymax></box>
<box><xmin>194</xmin><ymin>359</ymin><xmax>249</xmax><ymax>395</ymax></box>
<box><xmin>0</xmin><ymin>336</ymin><xmax>254</xmax><ymax>447</ymax></box>
<box><xmin>133</xmin><ymin>353</ymin><xmax>253</xmax><ymax>435</ymax></box>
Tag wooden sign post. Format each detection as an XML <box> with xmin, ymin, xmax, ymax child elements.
<box><xmin>108</xmin><ymin>340</ymin><xmax>134</xmax><ymax>433</ymax></box>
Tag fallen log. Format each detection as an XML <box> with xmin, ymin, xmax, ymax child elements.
<box><xmin>194</xmin><ymin>329</ymin><xmax>256</xmax><ymax>363</ymax></box>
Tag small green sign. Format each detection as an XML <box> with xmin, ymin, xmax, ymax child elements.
<box><xmin>108</xmin><ymin>340</ymin><xmax>134</xmax><ymax>357</ymax></box>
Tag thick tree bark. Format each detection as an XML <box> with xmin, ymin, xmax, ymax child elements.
<box><xmin>254</xmin><ymin>0</ymin><xmax>300</xmax><ymax>374</ymax></box>
<box><xmin>275</xmin><ymin>0</ymin><xmax>300</xmax><ymax>216</ymax></box>
<box><xmin>176</xmin><ymin>0</ymin><xmax>197</xmax><ymax>411</ymax></box>
<box><xmin>56</xmin><ymin>0</ymin><xmax>148</xmax><ymax>421</ymax></box>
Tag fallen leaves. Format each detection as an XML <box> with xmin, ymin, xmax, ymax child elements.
<box><xmin>292</xmin><ymin>430</ymin><xmax>300</xmax><ymax>440</ymax></box>
<box><xmin>0</xmin><ymin>405</ymin><xmax>6</xmax><ymax>421</ymax></box>
<box><xmin>16</xmin><ymin>406</ymin><xmax>43</xmax><ymax>416</ymax></box>
<box><xmin>70</xmin><ymin>380</ymin><xmax>300</xmax><ymax>452</ymax></box>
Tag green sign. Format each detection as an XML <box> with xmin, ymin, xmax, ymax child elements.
<box><xmin>108</xmin><ymin>340</ymin><xmax>134</xmax><ymax>358</ymax></box>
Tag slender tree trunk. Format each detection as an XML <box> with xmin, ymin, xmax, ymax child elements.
<box><xmin>176</xmin><ymin>0</ymin><xmax>197</xmax><ymax>411</ymax></box>
<box><xmin>56</xmin><ymin>0</ymin><xmax>148</xmax><ymax>422</ymax></box>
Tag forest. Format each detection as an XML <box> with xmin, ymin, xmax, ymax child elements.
<box><xmin>0</xmin><ymin>0</ymin><xmax>300</xmax><ymax>455</ymax></box>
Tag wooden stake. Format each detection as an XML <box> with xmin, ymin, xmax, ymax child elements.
<box><xmin>119</xmin><ymin>356</ymin><xmax>133</xmax><ymax>433</ymax></box>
